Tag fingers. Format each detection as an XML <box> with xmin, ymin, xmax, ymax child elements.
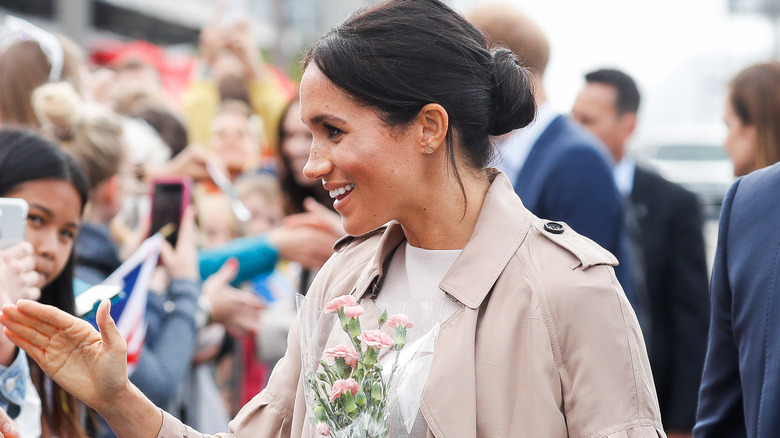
<box><xmin>1</xmin><ymin>316</ymin><xmax>51</xmax><ymax>352</ymax></box>
<box><xmin>3</xmin><ymin>327</ymin><xmax>44</xmax><ymax>365</ymax></box>
<box><xmin>19</xmin><ymin>271</ymin><xmax>40</xmax><ymax>290</ymax></box>
<box><xmin>158</xmin><ymin>240</ymin><xmax>175</xmax><ymax>267</ymax></box>
<box><xmin>0</xmin><ymin>406</ymin><xmax>19</xmax><ymax>438</ymax></box>
<box><xmin>2</xmin><ymin>243</ymin><xmax>38</xmax><ymax>289</ymax></box>
<box><xmin>20</xmin><ymin>287</ymin><xmax>41</xmax><ymax>302</ymax></box>
<box><xmin>96</xmin><ymin>300</ymin><xmax>126</xmax><ymax>353</ymax></box>
<box><xmin>174</xmin><ymin>205</ymin><xmax>197</xmax><ymax>251</ymax></box>
<box><xmin>136</xmin><ymin>214</ymin><xmax>152</xmax><ymax>243</ymax></box>
<box><xmin>211</xmin><ymin>258</ymin><xmax>239</xmax><ymax>285</ymax></box>
<box><xmin>281</xmin><ymin>213</ymin><xmax>321</xmax><ymax>229</ymax></box>
<box><xmin>1</xmin><ymin>301</ymin><xmax>62</xmax><ymax>336</ymax></box>
<box><xmin>0</xmin><ymin>242</ymin><xmax>33</xmax><ymax>262</ymax></box>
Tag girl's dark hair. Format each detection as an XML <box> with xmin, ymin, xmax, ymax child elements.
<box><xmin>305</xmin><ymin>0</ymin><xmax>535</xmax><ymax>186</ymax></box>
<box><xmin>276</xmin><ymin>97</ymin><xmax>333</xmax><ymax>215</ymax></box>
<box><xmin>0</xmin><ymin>128</ymin><xmax>91</xmax><ymax>438</ymax></box>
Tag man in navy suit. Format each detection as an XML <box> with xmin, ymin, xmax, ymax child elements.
<box><xmin>695</xmin><ymin>162</ymin><xmax>780</xmax><ymax>437</ymax></box>
<box><xmin>467</xmin><ymin>4</ymin><xmax>638</xmax><ymax>309</ymax></box>
<box><xmin>572</xmin><ymin>68</ymin><xmax>710</xmax><ymax>438</ymax></box>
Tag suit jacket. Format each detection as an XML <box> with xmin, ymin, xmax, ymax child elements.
<box><xmin>157</xmin><ymin>171</ymin><xmax>664</xmax><ymax>437</ymax></box>
<box><xmin>695</xmin><ymin>162</ymin><xmax>780</xmax><ymax>437</ymax></box>
<box><xmin>514</xmin><ymin>114</ymin><xmax>637</xmax><ymax>308</ymax></box>
<box><xmin>631</xmin><ymin>165</ymin><xmax>710</xmax><ymax>431</ymax></box>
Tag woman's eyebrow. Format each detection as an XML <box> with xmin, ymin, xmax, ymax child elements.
<box><xmin>29</xmin><ymin>203</ymin><xmax>53</xmax><ymax>218</ymax></box>
<box><xmin>308</xmin><ymin>114</ymin><xmax>347</xmax><ymax>125</ymax></box>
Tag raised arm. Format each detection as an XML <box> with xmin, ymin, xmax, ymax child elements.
<box><xmin>0</xmin><ymin>299</ymin><xmax>162</xmax><ymax>438</ymax></box>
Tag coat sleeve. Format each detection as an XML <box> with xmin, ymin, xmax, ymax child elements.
<box><xmin>156</xmin><ymin>308</ymin><xmax>304</xmax><ymax>438</ymax></box>
<box><xmin>546</xmin><ymin>260</ymin><xmax>665</xmax><ymax>437</ymax></box>
<box><xmin>693</xmin><ymin>179</ymin><xmax>747</xmax><ymax>437</ymax></box>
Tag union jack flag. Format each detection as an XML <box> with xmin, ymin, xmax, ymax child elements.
<box><xmin>76</xmin><ymin>234</ymin><xmax>164</xmax><ymax>374</ymax></box>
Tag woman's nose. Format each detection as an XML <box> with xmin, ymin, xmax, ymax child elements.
<box><xmin>303</xmin><ymin>142</ymin><xmax>332</xmax><ymax>181</ymax></box>
<box><xmin>29</xmin><ymin>228</ymin><xmax>57</xmax><ymax>261</ymax></box>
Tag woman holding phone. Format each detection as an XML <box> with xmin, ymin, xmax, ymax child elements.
<box><xmin>0</xmin><ymin>0</ymin><xmax>662</xmax><ymax>436</ymax></box>
<box><xmin>0</xmin><ymin>128</ymin><xmax>91</xmax><ymax>437</ymax></box>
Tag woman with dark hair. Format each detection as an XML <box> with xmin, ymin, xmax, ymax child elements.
<box><xmin>0</xmin><ymin>128</ymin><xmax>92</xmax><ymax>437</ymax></box>
<box><xmin>276</xmin><ymin>98</ymin><xmax>330</xmax><ymax>215</ymax></box>
<box><xmin>0</xmin><ymin>1</ymin><xmax>662</xmax><ymax>437</ymax></box>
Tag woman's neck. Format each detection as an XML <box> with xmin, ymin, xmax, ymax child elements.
<box><xmin>400</xmin><ymin>169</ymin><xmax>491</xmax><ymax>250</ymax></box>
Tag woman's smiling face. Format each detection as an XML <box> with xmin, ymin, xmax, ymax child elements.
<box><xmin>5</xmin><ymin>179</ymin><xmax>81</xmax><ymax>288</ymax></box>
<box><xmin>301</xmin><ymin>66</ymin><xmax>424</xmax><ymax>237</ymax></box>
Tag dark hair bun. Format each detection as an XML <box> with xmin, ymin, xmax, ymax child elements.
<box><xmin>489</xmin><ymin>47</ymin><xmax>536</xmax><ymax>136</ymax></box>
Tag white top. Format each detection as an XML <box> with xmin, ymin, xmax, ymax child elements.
<box><xmin>495</xmin><ymin>101</ymin><xmax>559</xmax><ymax>186</ymax></box>
<box><xmin>374</xmin><ymin>243</ymin><xmax>462</xmax><ymax>437</ymax></box>
<box><xmin>376</xmin><ymin>243</ymin><xmax>461</xmax><ymax>345</ymax></box>
<box><xmin>16</xmin><ymin>372</ymin><xmax>42</xmax><ymax>438</ymax></box>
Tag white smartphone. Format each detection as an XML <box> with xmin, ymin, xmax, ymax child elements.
<box><xmin>0</xmin><ymin>198</ymin><xmax>28</xmax><ymax>249</ymax></box>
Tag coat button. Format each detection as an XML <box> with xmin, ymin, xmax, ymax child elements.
<box><xmin>544</xmin><ymin>222</ymin><xmax>565</xmax><ymax>234</ymax></box>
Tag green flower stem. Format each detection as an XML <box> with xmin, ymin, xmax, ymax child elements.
<box><xmin>384</xmin><ymin>348</ymin><xmax>402</xmax><ymax>395</ymax></box>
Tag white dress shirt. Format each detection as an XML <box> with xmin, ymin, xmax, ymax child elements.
<box><xmin>613</xmin><ymin>155</ymin><xmax>637</xmax><ymax>198</ymax></box>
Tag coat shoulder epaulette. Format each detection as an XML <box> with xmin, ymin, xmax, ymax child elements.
<box><xmin>531</xmin><ymin>219</ymin><xmax>618</xmax><ymax>269</ymax></box>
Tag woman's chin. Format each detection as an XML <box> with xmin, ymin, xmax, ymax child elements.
<box><xmin>342</xmin><ymin>218</ymin><xmax>384</xmax><ymax>237</ymax></box>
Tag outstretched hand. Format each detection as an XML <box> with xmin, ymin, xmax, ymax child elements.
<box><xmin>0</xmin><ymin>299</ymin><xmax>129</xmax><ymax>413</ymax></box>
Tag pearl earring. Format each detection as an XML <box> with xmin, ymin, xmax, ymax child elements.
<box><xmin>424</xmin><ymin>145</ymin><xmax>435</xmax><ymax>154</ymax></box>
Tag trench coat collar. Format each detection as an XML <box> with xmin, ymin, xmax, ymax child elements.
<box><xmin>349</xmin><ymin>170</ymin><xmax>533</xmax><ymax>309</ymax></box>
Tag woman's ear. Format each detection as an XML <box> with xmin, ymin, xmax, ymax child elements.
<box><xmin>416</xmin><ymin>103</ymin><xmax>448</xmax><ymax>154</ymax></box>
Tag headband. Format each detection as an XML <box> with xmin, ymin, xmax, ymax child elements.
<box><xmin>0</xmin><ymin>15</ymin><xmax>65</xmax><ymax>82</ymax></box>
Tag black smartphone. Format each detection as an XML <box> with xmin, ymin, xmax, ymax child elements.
<box><xmin>148</xmin><ymin>177</ymin><xmax>191</xmax><ymax>247</ymax></box>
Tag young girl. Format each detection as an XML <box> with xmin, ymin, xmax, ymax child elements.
<box><xmin>0</xmin><ymin>128</ymin><xmax>91</xmax><ymax>437</ymax></box>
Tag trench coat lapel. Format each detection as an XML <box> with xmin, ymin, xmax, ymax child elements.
<box><xmin>346</xmin><ymin>172</ymin><xmax>533</xmax><ymax>437</ymax></box>
<box><xmin>426</xmin><ymin>173</ymin><xmax>533</xmax><ymax>437</ymax></box>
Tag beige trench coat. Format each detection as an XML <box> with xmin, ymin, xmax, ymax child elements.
<box><xmin>159</xmin><ymin>172</ymin><xmax>665</xmax><ymax>438</ymax></box>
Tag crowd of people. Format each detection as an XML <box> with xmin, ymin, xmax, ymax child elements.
<box><xmin>0</xmin><ymin>0</ymin><xmax>777</xmax><ymax>437</ymax></box>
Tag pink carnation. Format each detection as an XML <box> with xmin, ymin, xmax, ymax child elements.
<box><xmin>329</xmin><ymin>378</ymin><xmax>360</xmax><ymax>402</ymax></box>
<box><xmin>324</xmin><ymin>344</ymin><xmax>360</xmax><ymax>367</ymax></box>
<box><xmin>343</xmin><ymin>305</ymin><xmax>365</xmax><ymax>319</ymax></box>
<box><xmin>358</xmin><ymin>329</ymin><xmax>394</xmax><ymax>348</ymax></box>
<box><xmin>388</xmin><ymin>313</ymin><xmax>415</xmax><ymax>329</ymax></box>
<box><xmin>324</xmin><ymin>295</ymin><xmax>357</xmax><ymax>313</ymax></box>
<box><xmin>316</xmin><ymin>423</ymin><xmax>331</xmax><ymax>436</ymax></box>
